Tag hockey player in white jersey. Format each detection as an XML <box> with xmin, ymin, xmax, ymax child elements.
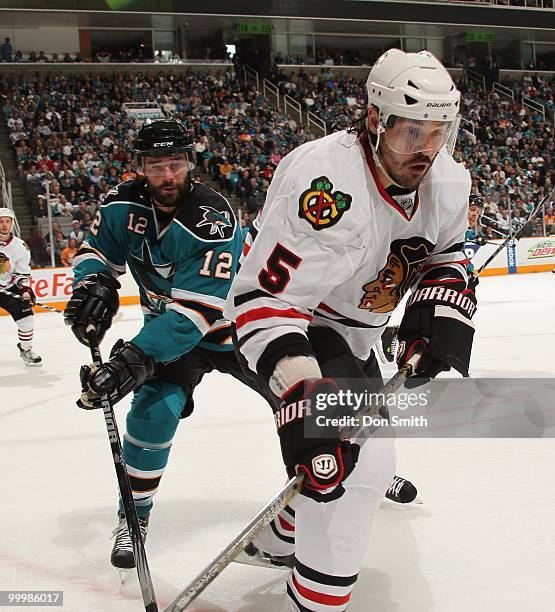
<box><xmin>225</xmin><ymin>49</ymin><xmax>475</xmax><ymax>610</ymax></box>
<box><xmin>0</xmin><ymin>208</ymin><xmax>42</xmax><ymax>366</ymax></box>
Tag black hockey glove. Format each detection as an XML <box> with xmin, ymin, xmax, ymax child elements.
<box><xmin>64</xmin><ymin>272</ymin><xmax>120</xmax><ymax>346</ymax></box>
<box><xmin>275</xmin><ymin>378</ymin><xmax>360</xmax><ymax>503</ymax></box>
<box><xmin>77</xmin><ymin>339</ymin><xmax>155</xmax><ymax>409</ymax></box>
<box><xmin>397</xmin><ymin>282</ymin><xmax>477</xmax><ymax>388</ymax></box>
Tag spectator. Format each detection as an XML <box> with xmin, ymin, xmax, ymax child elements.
<box><xmin>52</xmin><ymin>194</ymin><xmax>73</xmax><ymax>217</ymax></box>
<box><xmin>545</xmin><ymin>208</ymin><xmax>555</xmax><ymax>235</ymax></box>
<box><xmin>60</xmin><ymin>237</ymin><xmax>78</xmax><ymax>266</ymax></box>
<box><xmin>72</xmin><ymin>201</ymin><xmax>92</xmax><ymax>222</ymax></box>
<box><xmin>69</xmin><ymin>220</ymin><xmax>85</xmax><ymax>245</ymax></box>
<box><xmin>218</xmin><ymin>157</ymin><xmax>233</xmax><ymax>194</ymax></box>
<box><xmin>25</xmin><ymin>226</ymin><xmax>49</xmax><ymax>266</ymax></box>
<box><xmin>1</xmin><ymin>38</ymin><xmax>12</xmax><ymax>62</ymax></box>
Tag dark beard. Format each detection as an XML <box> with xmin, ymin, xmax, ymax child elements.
<box><xmin>149</xmin><ymin>181</ymin><xmax>188</xmax><ymax>207</ymax></box>
<box><xmin>380</xmin><ymin>147</ymin><xmax>435</xmax><ymax>190</ymax></box>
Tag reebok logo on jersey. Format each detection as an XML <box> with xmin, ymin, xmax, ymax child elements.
<box><xmin>426</xmin><ymin>103</ymin><xmax>451</xmax><ymax>107</ymax></box>
<box><xmin>298</xmin><ymin>176</ymin><xmax>352</xmax><ymax>231</ymax></box>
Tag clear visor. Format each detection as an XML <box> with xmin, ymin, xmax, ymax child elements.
<box><xmin>138</xmin><ymin>153</ymin><xmax>194</xmax><ymax>176</ymax></box>
<box><xmin>380</xmin><ymin>116</ymin><xmax>456</xmax><ymax>155</ymax></box>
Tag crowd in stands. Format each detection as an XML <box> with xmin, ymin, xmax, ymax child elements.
<box><xmin>0</xmin><ymin>67</ymin><xmax>316</xmax><ymax>263</ymax></box>
<box><xmin>0</xmin><ymin>62</ymin><xmax>553</xmax><ymax>265</ymax></box>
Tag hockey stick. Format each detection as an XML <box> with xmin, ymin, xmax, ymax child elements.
<box><xmin>86</xmin><ymin>325</ymin><xmax>158</xmax><ymax>612</ymax></box>
<box><xmin>474</xmin><ymin>190</ymin><xmax>554</xmax><ymax>278</ymax></box>
<box><xmin>0</xmin><ymin>286</ymin><xmax>125</xmax><ymax>323</ymax></box>
<box><xmin>164</xmin><ymin>359</ymin><xmax>417</xmax><ymax>612</ymax></box>
<box><xmin>0</xmin><ymin>285</ymin><xmax>64</xmax><ymax>313</ymax></box>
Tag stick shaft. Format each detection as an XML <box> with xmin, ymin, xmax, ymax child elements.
<box><xmin>86</xmin><ymin>328</ymin><xmax>158</xmax><ymax>612</ymax></box>
<box><xmin>0</xmin><ymin>285</ymin><xmax>63</xmax><ymax>313</ymax></box>
<box><xmin>165</xmin><ymin>365</ymin><xmax>412</xmax><ymax>611</ymax></box>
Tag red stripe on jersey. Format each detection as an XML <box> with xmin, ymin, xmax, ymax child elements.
<box><xmin>292</xmin><ymin>574</ymin><xmax>351</xmax><ymax>607</ymax></box>
<box><xmin>278</xmin><ymin>515</ymin><xmax>295</xmax><ymax>532</ymax></box>
<box><xmin>421</xmin><ymin>259</ymin><xmax>468</xmax><ymax>271</ymax></box>
<box><xmin>242</xmin><ymin>243</ymin><xmax>251</xmax><ymax>257</ymax></box>
<box><xmin>236</xmin><ymin>307</ymin><xmax>312</xmax><ymax>330</ymax></box>
<box><xmin>317</xmin><ymin>302</ymin><xmax>340</xmax><ymax>316</ymax></box>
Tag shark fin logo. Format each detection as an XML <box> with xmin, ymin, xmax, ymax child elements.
<box><xmin>196</xmin><ymin>206</ymin><xmax>232</xmax><ymax>238</ymax></box>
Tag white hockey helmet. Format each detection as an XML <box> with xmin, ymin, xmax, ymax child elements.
<box><xmin>366</xmin><ymin>49</ymin><xmax>461</xmax><ymax>155</ymax></box>
<box><xmin>0</xmin><ymin>207</ymin><xmax>15</xmax><ymax>234</ymax></box>
<box><xmin>0</xmin><ymin>207</ymin><xmax>15</xmax><ymax>220</ymax></box>
<box><xmin>367</xmin><ymin>49</ymin><xmax>460</xmax><ymax>122</ymax></box>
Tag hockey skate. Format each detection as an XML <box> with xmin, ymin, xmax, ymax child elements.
<box><xmin>376</xmin><ymin>325</ymin><xmax>399</xmax><ymax>365</ymax></box>
<box><xmin>111</xmin><ymin>513</ymin><xmax>149</xmax><ymax>583</ymax></box>
<box><xmin>17</xmin><ymin>343</ymin><xmax>42</xmax><ymax>367</ymax></box>
<box><xmin>234</xmin><ymin>541</ymin><xmax>294</xmax><ymax>570</ymax></box>
<box><xmin>385</xmin><ymin>475</ymin><xmax>422</xmax><ymax>504</ymax></box>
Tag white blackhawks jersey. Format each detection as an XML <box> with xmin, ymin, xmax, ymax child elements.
<box><xmin>0</xmin><ymin>235</ymin><xmax>32</xmax><ymax>289</ymax></box>
<box><xmin>224</xmin><ymin>130</ymin><xmax>472</xmax><ymax>374</ymax></box>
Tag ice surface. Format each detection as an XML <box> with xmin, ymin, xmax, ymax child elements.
<box><xmin>1</xmin><ymin>272</ymin><xmax>553</xmax><ymax>611</ymax></box>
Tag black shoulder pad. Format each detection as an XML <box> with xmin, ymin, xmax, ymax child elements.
<box><xmin>174</xmin><ymin>183</ymin><xmax>236</xmax><ymax>242</ymax></box>
<box><xmin>101</xmin><ymin>179</ymin><xmax>150</xmax><ymax>207</ymax></box>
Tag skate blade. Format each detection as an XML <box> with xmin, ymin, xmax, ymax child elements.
<box><xmin>23</xmin><ymin>361</ymin><xmax>43</xmax><ymax>367</ymax></box>
<box><xmin>383</xmin><ymin>495</ymin><xmax>424</xmax><ymax>506</ymax></box>
<box><xmin>233</xmin><ymin>550</ymin><xmax>290</xmax><ymax>570</ymax></box>
<box><xmin>118</xmin><ymin>568</ymin><xmax>132</xmax><ymax>584</ymax></box>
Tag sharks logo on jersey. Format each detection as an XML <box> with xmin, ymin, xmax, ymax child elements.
<box><xmin>196</xmin><ymin>206</ymin><xmax>233</xmax><ymax>238</ymax></box>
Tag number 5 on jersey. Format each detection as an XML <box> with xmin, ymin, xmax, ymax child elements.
<box><xmin>259</xmin><ymin>243</ymin><xmax>302</xmax><ymax>294</ymax></box>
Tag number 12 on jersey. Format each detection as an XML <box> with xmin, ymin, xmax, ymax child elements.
<box><xmin>199</xmin><ymin>250</ymin><xmax>233</xmax><ymax>279</ymax></box>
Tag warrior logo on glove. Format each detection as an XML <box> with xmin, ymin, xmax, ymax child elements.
<box><xmin>359</xmin><ymin>237</ymin><xmax>434</xmax><ymax>313</ymax></box>
<box><xmin>312</xmin><ymin>454</ymin><xmax>339</xmax><ymax>479</ymax></box>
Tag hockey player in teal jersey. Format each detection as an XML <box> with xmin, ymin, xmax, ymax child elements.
<box><xmin>64</xmin><ymin>118</ymin><xmax>272</xmax><ymax>570</ymax></box>
<box><xmin>465</xmin><ymin>194</ymin><xmax>486</xmax><ymax>274</ymax></box>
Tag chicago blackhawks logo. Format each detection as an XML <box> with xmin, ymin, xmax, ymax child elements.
<box><xmin>298</xmin><ymin>176</ymin><xmax>352</xmax><ymax>231</ymax></box>
<box><xmin>359</xmin><ymin>237</ymin><xmax>434</xmax><ymax>313</ymax></box>
<box><xmin>196</xmin><ymin>206</ymin><xmax>233</xmax><ymax>238</ymax></box>
<box><xmin>0</xmin><ymin>253</ymin><xmax>10</xmax><ymax>275</ymax></box>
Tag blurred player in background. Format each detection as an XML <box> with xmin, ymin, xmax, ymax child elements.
<box><xmin>0</xmin><ymin>208</ymin><xmax>41</xmax><ymax>366</ymax></box>
<box><xmin>465</xmin><ymin>194</ymin><xmax>486</xmax><ymax>275</ymax></box>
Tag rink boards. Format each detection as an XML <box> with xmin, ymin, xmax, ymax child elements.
<box><xmin>2</xmin><ymin>236</ymin><xmax>553</xmax><ymax>314</ymax></box>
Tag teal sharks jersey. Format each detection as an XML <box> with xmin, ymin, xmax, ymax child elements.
<box><xmin>73</xmin><ymin>179</ymin><xmax>242</xmax><ymax>363</ymax></box>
